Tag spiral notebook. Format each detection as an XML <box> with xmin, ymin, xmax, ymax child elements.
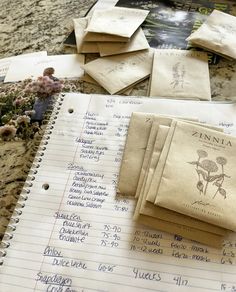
<box><xmin>1</xmin><ymin>92</ymin><xmax>236</xmax><ymax>291</ymax></box>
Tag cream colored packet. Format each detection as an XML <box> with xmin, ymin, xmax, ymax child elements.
<box><xmin>147</xmin><ymin>120</ymin><xmax>223</xmax><ymax>203</ymax></box>
<box><xmin>137</xmin><ymin>214</ymin><xmax>224</xmax><ymax>248</ymax></box>
<box><xmin>135</xmin><ymin>125</ymin><xmax>228</xmax><ymax>236</ymax></box>
<box><xmin>85</xmin><ymin>7</ymin><xmax>149</xmax><ymax>38</ymax></box>
<box><xmin>97</xmin><ymin>28</ymin><xmax>149</xmax><ymax>57</ymax></box>
<box><xmin>118</xmin><ymin>113</ymin><xmax>197</xmax><ymax>196</ymax></box>
<box><xmin>81</xmin><ymin>73</ymin><xmax>133</xmax><ymax>95</ymax></box>
<box><xmin>149</xmin><ymin>49</ymin><xmax>211</xmax><ymax>100</ymax></box>
<box><xmin>186</xmin><ymin>10</ymin><xmax>236</xmax><ymax>60</ymax></box>
<box><xmin>73</xmin><ymin>18</ymin><xmax>99</xmax><ymax>53</ymax></box>
<box><xmin>134</xmin><ymin>125</ymin><xmax>170</xmax><ymax>220</ymax></box>
<box><xmin>155</xmin><ymin>121</ymin><xmax>236</xmax><ymax>231</ymax></box>
<box><xmin>83</xmin><ymin>49</ymin><xmax>154</xmax><ymax>95</ymax></box>
<box><xmin>135</xmin><ymin>120</ymin><xmax>163</xmax><ymax>199</ymax></box>
<box><xmin>135</xmin><ymin>116</ymin><xmax>198</xmax><ymax>199</ymax></box>
<box><xmin>117</xmin><ymin>112</ymin><xmax>154</xmax><ymax>196</ymax></box>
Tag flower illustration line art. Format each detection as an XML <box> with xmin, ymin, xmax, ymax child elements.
<box><xmin>188</xmin><ymin>150</ymin><xmax>230</xmax><ymax>199</ymax></box>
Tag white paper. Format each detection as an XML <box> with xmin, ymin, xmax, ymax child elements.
<box><xmin>1</xmin><ymin>93</ymin><xmax>236</xmax><ymax>291</ymax></box>
<box><xmin>88</xmin><ymin>0</ymin><xmax>118</xmax><ymax>14</ymax></box>
<box><xmin>0</xmin><ymin>51</ymin><xmax>47</xmax><ymax>81</ymax></box>
<box><xmin>4</xmin><ymin>54</ymin><xmax>85</xmax><ymax>82</ymax></box>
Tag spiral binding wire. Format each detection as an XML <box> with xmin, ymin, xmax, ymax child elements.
<box><xmin>0</xmin><ymin>93</ymin><xmax>65</xmax><ymax>266</ymax></box>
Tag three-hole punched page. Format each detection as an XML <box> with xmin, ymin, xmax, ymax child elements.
<box><xmin>1</xmin><ymin>93</ymin><xmax>236</xmax><ymax>292</ymax></box>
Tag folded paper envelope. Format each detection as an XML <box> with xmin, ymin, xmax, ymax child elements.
<box><xmin>186</xmin><ymin>10</ymin><xmax>236</xmax><ymax>60</ymax></box>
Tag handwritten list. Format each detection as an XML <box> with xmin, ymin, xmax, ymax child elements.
<box><xmin>1</xmin><ymin>93</ymin><xmax>236</xmax><ymax>291</ymax></box>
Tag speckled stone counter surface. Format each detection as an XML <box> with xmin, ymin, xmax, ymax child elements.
<box><xmin>0</xmin><ymin>0</ymin><xmax>236</xmax><ymax>241</ymax></box>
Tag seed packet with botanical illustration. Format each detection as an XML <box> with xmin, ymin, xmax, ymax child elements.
<box><xmin>134</xmin><ymin>125</ymin><xmax>227</xmax><ymax>236</ymax></box>
<box><xmin>186</xmin><ymin>10</ymin><xmax>236</xmax><ymax>60</ymax></box>
<box><xmin>155</xmin><ymin>121</ymin><xmax>236</xmax><ymax>231</ymax></box>
<box><xmin>149</xmin><ymin>49</ymin><xmax>211</xmax><ymax>100</ymax></box>
<box><xmin>147</xmin><ymin>120</ymin><xmax>223</xmax><ymax>203</ymax></box>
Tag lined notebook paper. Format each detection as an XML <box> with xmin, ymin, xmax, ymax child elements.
<box><xmin>1</xmin><ymin>93</ymin><xmax>236</xmax><ymax>291</ymax></box>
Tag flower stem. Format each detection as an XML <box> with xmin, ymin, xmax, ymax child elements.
<box><xmin>203</xmin><ymin>171</ymin><xmax>210</xmax><ymax>195</ymax></box>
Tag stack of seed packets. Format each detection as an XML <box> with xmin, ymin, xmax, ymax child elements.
<box><xmin>117</xmin><ymin>112</ymin><xmax>236</xmax><ymax>248</ymax></box>
<box><xmin>73</xmin><ymin>6</ymin><xmax>153</xmax><ymax>95</ymax></box>
<box><xmin>186</xmin><ymin>10</ymin><xmax>236</xmax><ymax>60</ymax></box>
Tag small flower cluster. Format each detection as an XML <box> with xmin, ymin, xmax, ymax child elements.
<box><xmin>25</xmin><ymin>76</ymin><xmax>63</xmax><ymax>99</ymax></box>
<box><xmin>0</xmin><ymin>70</ymin><xmax>64</xmax><ymax>141</ymax></box>
<box><xmin>0</xmin><ymin>79</ymin><xmax>39</xmax><ymax>141</ymax></box>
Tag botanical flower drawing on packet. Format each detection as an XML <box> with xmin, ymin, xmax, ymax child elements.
<box><xmin>188</xmin><ymin>149</ymin><xmax>230</xmax><ymax>199</ymax></box>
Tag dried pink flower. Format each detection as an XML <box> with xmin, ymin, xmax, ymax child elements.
<box><xmin>16</xmin><ymin>115</ymin><xmax>31</xmax><ymax>125</ymax></box>
<box><xmin>0</xmin><ymin>125</ymin><xmax>17</xmax><ymax>141</ymax></box>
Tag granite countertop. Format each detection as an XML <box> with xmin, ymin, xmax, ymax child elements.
<box><xmin>0</xmin><ymin>0</ymin><xmax>236</xmax><ymax>240</ymax></box>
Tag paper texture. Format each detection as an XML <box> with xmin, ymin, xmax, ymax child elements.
<box><xmin>1</xmin><ymin>93</ymin><xmax>236</xmax><ymax>291</ymax></box>
<box><xmin>134</xmin><ymin>124</ymin><xmax>228</xmax><ymax>240</ymax></box>
<box><xmin>135</xmin><ymin>124</ymin><xmax>170</xmax><ymax>203</ymax></box>
<box><xmin>84</xmin><ymin>32</ymin><xmax>129</xmax><ymax>42</ymax></box>
<box><xmin>137</xmin><ymin>215</ymin><xmax>224</xmax><ymax>248</ymax></box>
<box><xmin>4</xmin><ymin>54</ymin><xmax>85</xmax><ymax>82</ymax></box>
<box><xmin>117</xmin><ymin>112</ymin><xmax>154</xmax><ymax>196</ymax></box>
<box><xmin>118</xmin><ymin>113</ymin><xmax>199</xmax><ymax>198</ymax></box>
<box><xmin>135</xmin><ymin>116</ymin><xmax>199</xmax><ymax>199</ymax></box>
<box><xmin>134</xmin><ymin>120</ymin><xmax>164</xmax><ymax>199</ymax></box>
<box><xmin>81</xmin><ymin>73</ymin><xmax>134</xmax><ymax>95</ymax></box>
<box><xmin>156</xmin><ymin>121</ymin><xmax>236</xmax><ymax>231</ymax></box>
<box><xmin>186</xmin><ymin>10</ymin><xmax>236</xmax><ymax>60</ymax></box>
<box><xmin>98</xmin><ymin>28</ymin><xmax>149</xmax><ymax>56</ymax></box>
<box><xmin>83</xmin><ymin>49</ymin><xmax>153</xmax><ymax>94</ymax></box>
<box><xmin>147</xmin><ymin>120</ymin><xmax>223</xmax><ymax>203</ymax></box>
<box><xmin>73</xmin><ymin>18</ymin><xmax>99</xmax><ymax>53</ymax></box>
<box><xmin>85</xmin><ymin>6</ymin><xmax>149</xmax><ymax>38</ymax></box>
<box><xmin>149</xmin><ymin>49</ymin><xmax>211</xmax><ymax>100</ymax></box>
<box><xmin>0</xmin><ymin>51</ymin><xmax>47</xmax><ymax>81</ymax></box>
